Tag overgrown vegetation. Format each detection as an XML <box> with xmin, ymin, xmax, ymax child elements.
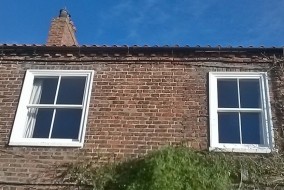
<box><xmin>59</xmin><ymin>146</ymin><xmax>284</xmax><ymax>190</ymax></box>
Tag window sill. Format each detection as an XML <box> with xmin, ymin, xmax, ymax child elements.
<box><xmin>9</xmin><ymin>139</ymin><xmax>83</xmax><ymax>148</ymax></box>
<box><xmin>209</xmin><ymin>147</ymin><xmax>274</xmax><ymax>153</ymax></box>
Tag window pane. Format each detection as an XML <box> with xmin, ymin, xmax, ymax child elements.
<box><xmin>240</xmin><ymin>79</ymin><xmax>261</xmax><ymax>108</ymax></box>
<box><xmin>30</xmin><ymin>77</ymin><xmax>58</xmax><ymax>104</ymax></box>
<box><xmin>27</xmin><ymin>108</ymin><xmax>54</xmax><ymax>138</ymax></box>
<box><xmin>217</xmin><ymin>79</ymin><xmax>238</xmax><ymax>108</ymax></box>
<box><xmin>241</xmin><ymin>113</ymin><xmax>262</xmax><ymax>144</ymax></box>
<box><xmin>51</xmin><ymin>109</ymin><xmax>82</xmax><ymax>139</ymax></box>
<box><xmin>56</xmin><ymin>77</ymin><xmax>86</xmax><ymax>104</ymax></box>
<box><xmin>218</xmin><ymin>112</ymin><xmax>240</xmax><ymax>143</ymax></box>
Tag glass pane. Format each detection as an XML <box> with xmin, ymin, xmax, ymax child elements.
<box><xmin>56</xmin><ymin>77</ymin><xmax>86</xmax><ymax>104</ymax></box>
<box><xmin>27</xmin><ymin>108</ymin><xmax>54</xmax><ymax>138</ymax></box>
<box><xmin>51</xmin><ymin>109</ymin><xmax>82</xmax><ymax>139</ymax></box>
<box><xmin>240</xmin><ymin>79</ymin><xmax>261</xmax><ymax>108</ymax></box>
<box><xmin>217</xmin><ymin>79</ymin><xmax>238</xmax><ymax>108</ymax></box>
<box><xmin>241</xmin><ymin>113</ymin><xmax>262</xmax><ymax>144</ymax></box>
<box><xmin>218</xmin><ymin>112</ymin><xmax>240</xmax><ymax>143</ymax></box>
<box><xmin>30</xmin><ymin>77</ymin><xmax>58</xmax><ymax>104</ymax></box>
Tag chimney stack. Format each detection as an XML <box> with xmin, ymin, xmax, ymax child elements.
<box><xmin>46</xmin><ymin>9</ymin><xmax>78</xmax><ymax>46</ymax></box>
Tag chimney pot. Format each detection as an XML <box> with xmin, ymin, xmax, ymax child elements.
<box><xmin>59</xmin><ymin>9</ymin><xmax>69</xmax><ymax>18</ymax></box>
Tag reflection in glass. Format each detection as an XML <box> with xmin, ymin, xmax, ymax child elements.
<box><xmin>240</xmin><ymin>79</ymin><xmax>261</xmax><ymax>108</ymax></box>
<box><xmin>51</xmin><ymin>109</ymin><xmax>82</xmax><ymax>139</ymax></box>
<box><xmin>217</xmin><ymin>79</ymin><xmax>238</xmax><ymax>108</ymax></box>
<box><xmin>241</xmin><ymin>113</ymin><xmax>262</xmax><ymax>144</ymax></box>
<box><xmin>218</xmin><ymin>112</ymin><xmax>240</xmax><ymax>143</ymax></box>
<box><xmin>30</xmin><ymin>77</ymin><xmax>58</xmax><ymax>104</ymax></box>
<box><xmin>57</xmin><ymin>77</ymin><xmax>86</xmax><ymax>104</ymax></box>
<box><xmin>27</xmin><ymin>108</ymin><xmax>54</xmax><ymax>138</ymax></box>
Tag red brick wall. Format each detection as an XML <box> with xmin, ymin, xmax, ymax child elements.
<box><xmin>0</xmin><ymin>52</ymin><xmax>276</xmax><ymax>189</ymax></box>
<box><xmin>46</xmin><ymin>16</ymin><xmax>77</xmax><ymax>46</ymax></box>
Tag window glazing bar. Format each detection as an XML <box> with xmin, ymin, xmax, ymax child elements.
<box><xmin>27</xmin><ymin>104</ymin><xmax>83</xmax><ymax>108</ymax></box>
<box><xmin>217</xmin><ymin>108</ymin><xmax>262</xmax><ymax>112</ymax></box>
<box><xmin>48</xmin><ymin>76</ymin><xmax>61</xmax><ymax>139</ymax></box>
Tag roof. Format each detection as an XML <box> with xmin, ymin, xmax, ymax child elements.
<box><xmin>1</xmin><ymin>44</ymin><xmax>283</xmax><ymax>49</ymax></box>
<box><xmin>0</xmin><ymin>44</ymin><xmax>283</xmax><ymax>57</ymax></box>
<box><xmin>0</xmin><ymin>44</ymin><xmax>284</xmax><ymax>48</ymax></box>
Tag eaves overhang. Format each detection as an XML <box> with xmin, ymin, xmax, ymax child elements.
<box><xmin>0</xmin><ymin>44</ymin><xmax>283</xmax><ymax>57</ymax></box>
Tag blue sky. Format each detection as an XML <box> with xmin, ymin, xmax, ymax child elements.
<box><xmin>1</xmin><ymin>0</ymin><xmax>284</xmax><ymax>46</ymax></box>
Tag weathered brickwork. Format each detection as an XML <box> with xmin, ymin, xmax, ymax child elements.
<box><xmin>46</xmin><ymin>10</ymin><xmax>77</xmax><ymax>46</ymax></box>
<box><xmin>0</xmin><ymin>47</ymin><xmax>282</xmax><ymax>188</ymax></box>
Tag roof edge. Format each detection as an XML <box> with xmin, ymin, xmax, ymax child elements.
<box><xmin>0</xmin><ymin>44</ymin><xmax>283</xmax><ymax>56</ymax></box>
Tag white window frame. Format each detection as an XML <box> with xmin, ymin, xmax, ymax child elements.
<box><xmin>9</xmin><ymin>70</ymin><xmax>94</xmax><ymax>147</ymax></box>
<box><xmin>209</xmin><ymin>72</ymin><xmax>274</xmax><ymax>153</ymax></box>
